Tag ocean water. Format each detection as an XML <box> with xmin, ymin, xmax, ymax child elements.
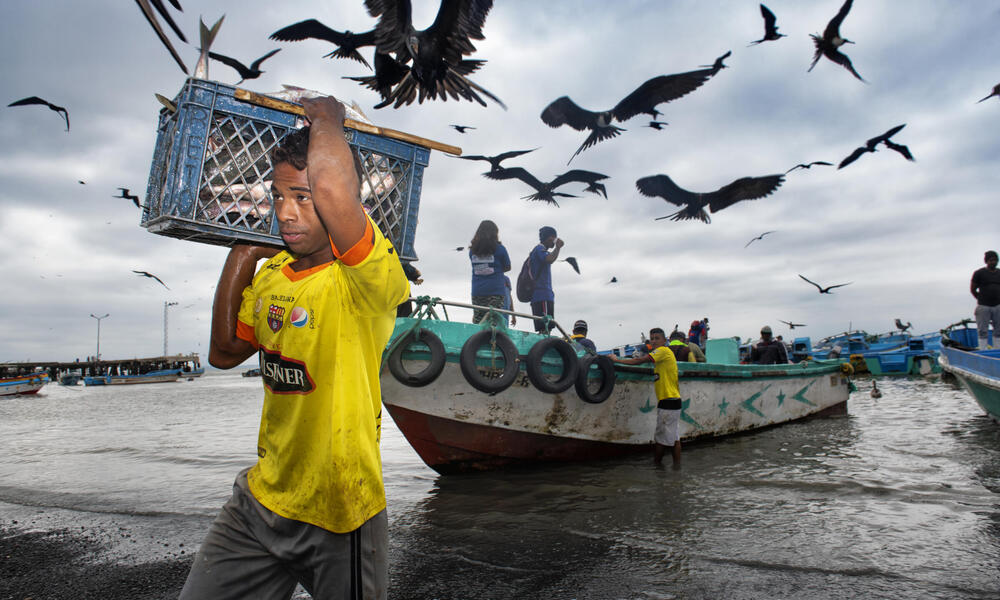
<box><xmin>1</xmin><ymin>371</ymin><xmax>998</xmax><ymax>599</ymax></box>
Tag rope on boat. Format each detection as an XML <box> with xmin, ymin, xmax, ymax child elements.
<box><xmin>380</xmin><ymin>296</ymin><xmax>440</xmax><ymax>371</ymax></box>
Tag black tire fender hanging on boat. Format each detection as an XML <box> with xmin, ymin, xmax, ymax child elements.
<box><xmin>525</xmin><ymin>338</ymin><xmax>580</xmax><ymax>394</ymax></box>
<box><xmin>459</xmin><ymin>330</ymin><xmax>520</xmax><ymax>394</ymax></box>
<box><xmin>387</xmin><ymin>328</ymin><xmax>446</xmax><ymax>387</ymax></box>
<box><xmin>574</xmin><ymin>354</ymin><xmax>616</xmax><ymax>404</ymax></box>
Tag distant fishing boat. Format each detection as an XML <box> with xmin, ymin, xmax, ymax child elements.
<box><xmin>83</xmin><ymin>369</ymin><xmax>181</xmax><ymax>386</ymax></box>
<box><xmin>379</xmin><ymin>301</ymin><xmax>853</xmax><ymax>474</ymax></box>
<box><xmin>1</xmin><ymin>372</ymin><xmax>50</xmax><ymax>396</ymax></box>
<box><xmin>791</xmin><ymin>332</ymin><xmax>939</xmax><ymax>376</ymax></box>
<box><xmin>242</xmin><ymin>368</ymin><xmax>261</xmax><ymax>377</ymax></box>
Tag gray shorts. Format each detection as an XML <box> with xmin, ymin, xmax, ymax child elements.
<box><xmin>654</xmin><ymin>408</ymin><xmax>681</xmax><ymax>446</ymax></box>
<box><xmin>180</xmin><ymin>469</ymin><xmax>387</xmax><ymax>600</ymax></box>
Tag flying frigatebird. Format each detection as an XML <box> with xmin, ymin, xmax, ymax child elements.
<box><xmin>645</xmin><ymin>121</ymin><xmax>669</xmax><ymax>130</ymax></box>
<box><xmin>269</xmin><ymin>19</ymin><xmax>377</xmax><ymax>69</ymax></box>
<box><xmin>133</xmin><ymin>270</ymin><xmax>170</xmax><ymax>290</ymax></box>
<box><xmin>486</xmin><ymin>167</ymin><xmax>608</xmax><ymax>206</ymax></box>
<box><xmin>354</xmin><ymin>0</ymin><xmax>505</xmax><ymax>110</ymax></box>
<box><xmin>450</xmin><ymin>124</ymin><xmax>476</xmax><ymax>133</ymax></box>
<box><xmin>749</xmin><ymin>4</ymin><xmax>786</xmax><ymax>46</ymax></box>
<box><xmin>114</xmin><ymin>188</ymin><xmax>142</xmax><ymax>209</ymax></box>
<box><xmin>745</xmin><ymin>231</ymin><xmax>776</xmax><ymax>247</ymax></box>
<box><xmin>134</xmin><ymin>0</ymin><xmax>188</xmax><ymax>74</ymax></box>
<box><xmin>208</xmin><ymin>49</ymin><xmax>281</xmax><ymax>84</ymax></box>
<box><xmin>8</xmin><ymin>96</ymin><xmax>70</xmax><ymax>131</ymax></box>
<box><xmin>637</xmin><ymin>172</ymin><xmax>785</xmax><ymax>224</ymax></box>
<box><xmin>798</xmin><ymin>274</ymin><xmax>851</xmax><ymax>294</ymax></box>
<box><xmin>838</xmin><ymin>124</ymin><xmax>913</xmax><ymax>169</ymax></box>
<box><xmin>562</xmin><ymin>257</ymin><xmax>580</xmax><ymax>274</ymax></box>
<box><xmin>540</xmin><ymin>53</ymin><xmax>726</xmax><ymax>163</ymax></box>
<box><xmin>808</xmin><ymin>0</ymin><xmax>864</xmax><ymax>81</ymax></box>
<box><xmin>785</xmin><ymin>161</ymin><xmax>832</xmax><ymax>174</ymax></box>
<box><xmin>894</xmin><ymin>319</ymin><xmax>912</xmax><ymax>332</ymax></box>
<box><xmin>454</xmin><ymin>148</ymin><xmax>537</xmax><ymax>174</ymax></box>
<box><xmin>779</xmin><ymin>320</ymin><xmax>806</xmax><ymax>329</ymax></box>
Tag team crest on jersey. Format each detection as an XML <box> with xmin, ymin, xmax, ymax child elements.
<box><xmin>267</xmin><ymin>304</ymin><xmax>285</xmax><ymax>332</ymax></box>
<box><xmin>290</xmin><ymin>306</ymin><xmax>309</xmax><ymax>328</ymax></box>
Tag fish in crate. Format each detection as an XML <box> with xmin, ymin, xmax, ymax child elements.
<box><xmin>141</xmin><ymin>79</ymin><xmax>457</xmax><ymax>260</ymax></box>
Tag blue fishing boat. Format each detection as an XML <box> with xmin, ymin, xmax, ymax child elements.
<box><xmin>939</xmin><ymin>335</ymin><xmax>1000</xmax><ymax>424</ymax></box>
<box><xmin>83</xmin><ymin>369</ymin><xmax>182</xmax><ymax>386</ymax></box>
<box><xmin>792</xmin><ymin>332</ymin><xmax>939</xmax><ymax>376</ymax></box>
<box><xmin>0</xmin><ymin>372</ymin><xmax>49</xmax><ymax>396</ymax></box>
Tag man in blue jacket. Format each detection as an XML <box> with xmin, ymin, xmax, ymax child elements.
<box><xmin>529</xmin><ymin>226</ymin><xmax>563</xmax><ymax>334</ymax></box>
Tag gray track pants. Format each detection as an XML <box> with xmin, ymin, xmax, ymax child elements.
<box><xmin>180</xmin><ymin>469</ymin><xmax>387</xmax><ymax>600</ymax></box>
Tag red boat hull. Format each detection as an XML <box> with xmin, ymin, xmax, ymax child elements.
<box><xmin>384</xmin><ymin>404</ymin><xmax>647</xmax><ymax>474</ymax></box>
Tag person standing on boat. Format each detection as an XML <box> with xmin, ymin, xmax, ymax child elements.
<box><xmin>570</xmin><ymin>319</ymin><xmax>596</xmax><ymax>352</ymax></box>
<box><xmin>529</xmin><ymin>226</ymin><xmax>563</xmax><ymax>334</ymax></box>
<box><xmin>668</xmin><ymin>330</ymin><xmax>704</xmax><ymax>362</ymax></box>
<box><xmin>749</xmin><ymin>325</ymin><xmax>789</xmax><ymax>364</ymax></box>
<box><xmin>469</xmin><ymin>219</ymin><xmax>511</xmax><ymax>325</ymax></box>
<box><xmin>185</xmin><ymin>96</ymin><xmax>409</xmax><ymax>600</ymax></box>
<box><xmin>688</xmin><ymin>318</ymin><xmax>708</xmax><ymax>347</ymax></box>
<box><xmin>610</xmin><ymin>328</ymin><xmax>682</xmax><ymax>466</ymax></box>
<box><xmin>971</xmin><ymin>250</ymin><xmax>1000</xmax><ymax>349</ymax></box>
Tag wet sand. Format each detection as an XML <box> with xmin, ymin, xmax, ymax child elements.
<box><xmin>1</xmin><ymin>502</ymin><xmax>207</xmax><ymax>599</ymax></box>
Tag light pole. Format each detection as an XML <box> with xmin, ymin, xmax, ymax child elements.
<box><xmin>90</xmin><ymin>313</ymin><xmax>109</xmax><ymax>361</ymax></box>
<box><xmin>163</xmin><ymin>302</ymin><xmax>178</xmax><ymax>356</ymax></box>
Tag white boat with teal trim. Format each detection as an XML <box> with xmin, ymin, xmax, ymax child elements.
<box><xmin>380</xmin><ymin>300</ymin><xmax>852</xmax><ymax>473</ymax></box>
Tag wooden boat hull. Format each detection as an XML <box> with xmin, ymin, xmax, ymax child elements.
<box><xmin>0</xmin><ymin>373</ymin><xmax>50</xmax><ymax>396</ymax></box>
<box><xmin>381</xmin><ymin>319</ymin><xmax>851</xmax><ymax>473</ymax></box>
<box><xmin>940</xmin><ymin>347</ymin><xmax>1000</xmax><ymax>424</ymax></box>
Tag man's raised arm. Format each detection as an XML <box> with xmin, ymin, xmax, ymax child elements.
<box><xmin>301</xmin><ymin>96</ymin><xmax>368</xmax><ymax>255</ymax></box>
<box><xmin>209</xmin><ymin>245</ymin><xmax>277</xmax><ymax>369</ymax></box>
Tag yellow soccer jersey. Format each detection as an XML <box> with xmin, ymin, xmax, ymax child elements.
<box><xmin>648</xmin><ymin>345</ymin><xmax>680</xmax><ymax>400</ymax></box>
<box><xmin>236</xmin><ymin>217</ymin><xmax>409</xmax><ymax>533</ymax></box>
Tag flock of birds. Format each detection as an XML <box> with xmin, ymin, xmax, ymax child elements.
<box><xmin>6</xmin><ymin>1</ymin><xmax>998</xmax><ymax>320</ymax></box>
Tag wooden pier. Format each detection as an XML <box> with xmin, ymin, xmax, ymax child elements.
<box><xmin>0</xmin><ymin>353</ymin><xmax>203</xmax><ymax>382</ymax></box>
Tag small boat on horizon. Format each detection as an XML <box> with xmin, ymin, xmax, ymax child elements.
<box><xmin>83</xmin><ymin>368</ymin><xmax>182</xmax><ymax>386</ymax></box>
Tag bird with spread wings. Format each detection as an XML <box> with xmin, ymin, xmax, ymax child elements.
<box><xmin>8</xmin><ymin>97</ymin><xmax>70</xmax><ymax>131</ymax></box>
<box><xmin>208</xmin><ymin>49</ymin><xmax>281</xmax><ymax>84</ymax></box>
<box><xmin>486</xmin><ymin>167</ymin><xmax>608</xmax><ymax>206</ymax></box>
<box><xmin>809</xmin><ymin>0</ymin><xmax>864</xmax><ymax>81</ymax></box>
<box><xmin>540</xmin><ymin>53</ymin><xmax>727</xmax><ymax>163</ymax></box>
<box><xmin>350</xmin><ymin>0</ymin><xmax>505</xmax><ymax>109</ymax></box>
<box><xmin>838</xmin><ymin>124</ymin><xmax>914</xmax><ymax>169</ymax></box>
<box><xmin>637</xmin><ymin>173</ymin><xmax>784</xmax><ymax>224</ymax></box>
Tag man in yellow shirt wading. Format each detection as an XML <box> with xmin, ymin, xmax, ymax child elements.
<box><xmin>180</xmin><ymin>96</ymin><xmax>409</xmax><ymax>600</ymax></box>
<box><xmin>611</xmin><ymin>328</ymin><xmax>683</xmax><ymax>467</ymax></box>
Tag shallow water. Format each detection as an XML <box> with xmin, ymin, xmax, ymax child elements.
<box><xmin>1</xmin><ymin>372</ymin><xmax>998</xmax><ymax>599</ymax></box>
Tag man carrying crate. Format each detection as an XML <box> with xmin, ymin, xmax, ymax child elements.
<box><xmin>181</xmin><ymin>96</ymin><xmax>409</xmax><ymax>600</ymax></box>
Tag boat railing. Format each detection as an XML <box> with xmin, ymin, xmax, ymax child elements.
<box><xmin>405</xmin><ymin>295</ymin><xmax>577</xmax><ymax>344</ymax></box>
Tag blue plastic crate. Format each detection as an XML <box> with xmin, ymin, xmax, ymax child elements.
<box><xmin>142</xmin><ymin>78</ymin><xmax>429</xmax><ymax>260</ymax></box>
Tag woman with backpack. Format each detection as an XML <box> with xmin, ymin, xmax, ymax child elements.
<box><xmin>469</xmin><ymin>220</ymin><xmax>511</xmax><ymax>324</ymax></box>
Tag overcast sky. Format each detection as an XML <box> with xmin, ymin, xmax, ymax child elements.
<box><xmin>1</xmin><ymin>1</ymin><xmax>998</xmax><ymax>365</ymax></box>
